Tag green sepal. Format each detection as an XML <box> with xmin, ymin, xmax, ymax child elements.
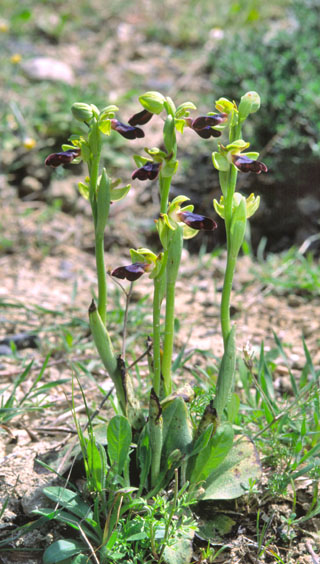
<box><xmin>213</xmin><ymin>197</ymin><xmax>225</xmax><ymax>218</ymax></box>
<box><xmin>110</xmin><ymin>183</ymin><xmax>130</xmax><ymax>202</ymax></box>
<box><xmin>243</xmin><ymin>151</ymin><xmax>259</xmax><ymax>160</ymax></box>
<box><xmin>164</xmin><ymin>96</ymin><xmax>176</xmax><ymax>116</ymax></box>
<box><xmin>96</xmin><ymin>168</ymin><xmax>111</xmax><ymax>237</ymax></box>
<box><xmin>129</xmin><ymin>247</ymin><xmax>157</xmax><ymax>264</ymax></box>
<box><xmin>145</xmin><ymin>147</ymin><xmax>167</xmax><ymax>160</ymax></box>
<box><xmin>79</xmin><ymin>141</ymin><xmax>90</xmax><ymax>163</ymax></box>
<box><xmin>226</xmin><ymin>139</ymin><xmax>250</xmax><ymax>153</ymax></box>
<box><xmin>78</xmin><ymin>181</ymin><xmax>90</xmax><ymax>200</ymax></box>
<box><xmin>133</xmin><ymin>154</ymin><xmax>151</xmax><ymax>167</ymax></box>
<box><xmin>149</xmin><ymin>252</ymin><xmax>165</xmax><ymax>279</ymax></box>
<box><xmin>212</xmin><ymin>152</ymin><xmax>230</xmax><ymax>172</ymax></box>
<box><xmin>139</xmin><ymin>91</ymin><xmax>165</xmax><ymax>114</ymax></box>
<box><xmin>213</xmin><ymin>325</ymin><xmax>236</xmax><ymax>418</ymax></box>
<box><xmin>156</xmin><ymin>216</ymin><xmax>174</xmax><ymax>250</ymax></box>
<box><xmin>99</xmin><ymin>105</ymin><xmax>119</xmax><ymax>120</ymax></box>
<box><xmin>98</xmin><ymin>120</ymin><xmax>112</xmax><ymax>136</ymax></box>
<box><xmin>215</xmin><ymin>97</ymin><xmax>236</xmax><ymax>114</ymax></box>
<box><xmin>175</xmin><ymin>101</ymin><xmax>197</xmax><ymax>118</ymax></box>
<box><xmin>174</xmin><ymin>118</ymin><xmax>186</xmax><ymax>134</ymax></box>
<box><xmin>62</xmin><ymin>143</ymin><xmax>79</xmax><ymax>151</ymax></box>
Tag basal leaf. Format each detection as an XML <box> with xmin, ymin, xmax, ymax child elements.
<box><xmin>107</xmin><ymin>415</ymin><xmax>132</xmax><ymax>475</ymax></box>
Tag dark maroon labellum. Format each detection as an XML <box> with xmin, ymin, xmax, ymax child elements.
<box><xmin>111</xmin><ymin>119</ymin><xmax>144</xmax><ymax>140</ymax></box>
<box><xmin>193</xmin><ymin>126</ymin><xmax>222</xmax><ymax>139</ymax></box>
<box><xmin>111</xmin><ymin>262</ymin><xmax>149</xmax><ymax>281</ymax></box>
<box><xmin>232</xmin><ymin>155</ymin><xmax>268</xmax><ymax>174</ymax></box>
<box><xmin>45</xmin><ymin>148</ymin><xmax>80</xmax><ymax>168</ymax></box>
<box><xmin>192</xmin><ymin>113</ymin><xmax>227</xmax><ymax>129</ymax></box>
<box><xmin>178</xmin><ymin>211</ymin><xmax>218</xmax><ymax>231</ymax></box>
<box><xmin>132</xmin><ymin>162</ymin><xmax>161</xmax><ymax>181</ymax></box>
<box><xmin>128</xmin><ymin>109</ymin><xmax>153</xmax><ymax>126</ymax></box>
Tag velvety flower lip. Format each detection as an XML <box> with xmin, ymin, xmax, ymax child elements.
<box><xmin>186</xmin><ymin>113</ymin><xmax>227</xmax><ymax>139</ymax></box>
<box><xmin>193</xmin><ymin>126</ymin><xmax>222</xmax><ymax>139</ymax></box>
<box><xmin>111</xmin><ymin>262</ymin><xmax>149</xmax><ymax>281</ymax></box>
<box><xmin>128</xmin><ymin>109</ymin><xmax>153</xmax><ymax>126</ymax></box>
<box><xmin>177</xmin><ymin>211</ymin><xmax>218</xmax><ymax>231</ymax></box>
<box><xmin>132</xmin><ymin>162</ymin><xmax>161</xmax><ymax>181</ymax></box>
<box><xmin>192</xmin><ymin>113</ymin><xmax>227</xmax><ymax>129</ymax></box>
<box><xmin>110</xmin><ymin>119</ymin><xmax>144</xmax><ymax>139</ymax></box>
<box><xmin>45</xmin><ymin>148</ymin><xmax>80</xmax><ymax>168</ymax></box>
<box><xmin>232</xmin><ymin>154</ymin><xmax>268</xmax><ymax>174</ymax></box>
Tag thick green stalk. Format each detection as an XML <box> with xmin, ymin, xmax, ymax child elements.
<box><xmin>95</xmin><ymin>234</ymin><xmax>108</xmax><ymax>326</ymax></box>
<box><xmin>152</xmin><ymin>276</ymin><xmax>162</xmax><ymax>397</ymax></box>
<box><xmin>162</xmin><ymin>226</ymin><xmax>183</xmax><ymax>396</ymax></box>
<box><xmin>220</xmin><ymin>115</ymin><xmax>241</xmax><ymax>347</ymax></box>
<box><xmin>220</xmin><ymin>249</ymin><xmax>237</xmax><ymax>347</ymax></box>
<box><xmin>159</xmin><ymin>174</ymin><xmax>172</xmax><ymax>214</ymax></box>
<box><xmin>149</xmin><ymin>389</ymin><xmax>163</xmax><ymax>488</ymax></box>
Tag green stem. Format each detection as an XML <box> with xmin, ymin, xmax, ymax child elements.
<box><xmin>152</xmin><ymin>277</ymin><xmax>162</xmax><ymax>397</ymax></box>
<box><xmin>162</xmin><ymin>280</ymin><xmax>175</xmax><ymax>396</ymax></box>
<box><xmin>159</xmin><ymin>173</ymin><xmax>172</xmax><ymax>214</ymax></box>
<box><xmin>95</xmin><ymin>235</ymin><xmax>107</xmax><ymax>326</ymax></box>
<box><xmin>220</xmin><ymin>250</ymin><xmax>237</xmax><ymax>347</ymax></box>
<box><xmin>162</xmin><ymin>227</ymin><xmax>183</xmax><ymax>397</ymax></box>
<box><xmin>220</xmin><ymin>164</ymin><xmax>238</xmax><ymax>347</ymax></box>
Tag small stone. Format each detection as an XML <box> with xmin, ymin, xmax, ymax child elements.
<box><xmin>22</xmin><ymin>57</ymin><xmax>74</xmax><ymax>84</ymax></box>
<box><xmin>21</xmin><ymin>176</ymin><xmax>42</xmax><ymax>196</ymax></box>
<box><xmin>287</xmin><ymin>295</ymin><xmax>303</xmax><ymax>307</ymax></box>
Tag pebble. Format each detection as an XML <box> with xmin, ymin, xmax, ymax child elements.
<box><xmin>22</xmin><ymin>57</ymin><xmax>74</xmax><ymax>84</ymax></box>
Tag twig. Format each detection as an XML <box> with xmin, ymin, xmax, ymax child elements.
<box><xmin>122</xmin><ymin>281</ymin><xmax>134</xmax><ymax>360</ymax></box>
<box><xmin>306</xmin><ymin>541</ymin><xmax>320</xmax><ymax>564</ymax></box>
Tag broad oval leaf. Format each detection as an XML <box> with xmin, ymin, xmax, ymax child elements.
<box><xmin>200</xmin><ymin>437</ymin><xmax>261</xmax><ymax>500</ymax></box>
<box><xmin>43</xmin><ymin>539</ymin><xmax>85</xmax><ymax>564</ymax></box>
<box><xmin>107</xmin><ymin>415</ymin><xmax>132</xmax><ymax>475</ymax></box>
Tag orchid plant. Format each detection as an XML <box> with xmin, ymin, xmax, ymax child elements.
<box><xmin>45</xmin><ymin>90</ymin><xmax>266</xmax><ymax>506</ymax></box>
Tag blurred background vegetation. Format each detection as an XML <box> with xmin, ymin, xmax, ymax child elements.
<box><xmin>1</xmin><ymin>0</ymin><xmax>319</xmax><ymax>253</ymax></box>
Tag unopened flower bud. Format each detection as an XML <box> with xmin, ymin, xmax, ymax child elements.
<box><xmin>138</xmin><ymin>91</ymin><xmax>165</xmax><ymax>114</ymax></box>
<box><xmin>71</xmin><ymin>103</ymin><xmax>94</xmax><ymax>122</ymax></box>
<box><xmin>238</xmin><ymin>91</ymin><xmax>261</xmax><ymax>121</ymax></box>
